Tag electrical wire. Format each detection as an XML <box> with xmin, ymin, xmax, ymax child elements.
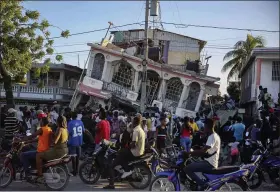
<box><xmin>152</xmin><ymin>21</ymin><xmax>279</xmax><ymax>33</ymax></box>
<box><xmin>49</xmin><ymin>21</ymin><xmax>145</xmax><ymax>39</ymax></box>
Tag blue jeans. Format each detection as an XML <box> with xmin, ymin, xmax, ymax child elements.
<box><xmin>180</xmin><ymin>137</ymin><xmax>192</xmax><ymax>152</ymax></box>
<box><xmin>20</xmin><ymin>150</ymin><xmax>37</xmax><ymax>175</ymax></box>
<box><xmin>184</xmin><ymin>160</ymin><xmax>214</xmax><ymax>186</ymax></box>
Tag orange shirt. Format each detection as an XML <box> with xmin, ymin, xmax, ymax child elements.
<box><xmin>37</xmin><ymin>126</ymin><xmax>52</xmax><ymax>152</ymax></box>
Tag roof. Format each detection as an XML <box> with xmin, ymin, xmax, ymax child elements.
<box><xmin>110</xmin><ymin>28</ymin><xmax>206</xmax><ymax>44</ymax></box>
<box><xmin>32</xmin><ymin>63</ymin><xmax>83</xmax><ymax>73</ymax></box>
<box><xmin>241</xmin><ymin>47</ymin><xmax>280</xmax><ymax>75</ymax></box>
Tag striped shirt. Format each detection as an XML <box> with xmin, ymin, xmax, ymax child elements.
<box><xmin>4</xmin><ymin>116</ymin><xmax>19</xmax><ymax>139</ymax></box>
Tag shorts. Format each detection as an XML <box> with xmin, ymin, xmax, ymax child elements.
<box><xmin>231</xmin><ymin>148</ymin><xmax>239</xmax><ymax>156</ymax></box>
<box><xmin>68</xmin><ymin>146</ymin><xmax>81</xmax><ymax>157</ymax></box>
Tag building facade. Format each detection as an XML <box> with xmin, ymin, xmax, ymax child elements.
<box><xmin>71</xmin><ymin>43</ymin><xmax>219</xmax><ymax>117</ymax></box>
<box><xmin>240</xmin><ymin>47</ymin><xmax>280</xmax><ymax>116</ymax></box>
<box><xmin>0</xmin><ymin>63</ymin><xmax>82</xmax><ymax>107</ymax></box>
<box><xmin>111</xmin><ymin>29</ymin><xmax>206</xmax><ymax>66</ymax></box>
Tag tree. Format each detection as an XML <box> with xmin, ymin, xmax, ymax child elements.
<box><xmin>0</xmin><ymin>0</ymin><xmax>69</xmax><ymax>108</ymax></box>
<box><xmin>227</xmin><ymin>82</ymin><xmax>241</xmax><ymax>102</ymax></box>
<box><xmin>221</xmin><ymin>34</ymin><xmax>265</xmax><ymax>80</ymax></box>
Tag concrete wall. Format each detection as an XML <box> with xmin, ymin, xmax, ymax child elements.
<box><xmin>168</xmin><ymin>51</ymin><xmax>200</xmax><ymax>65</ymax></box>
<box><xmin>260</xmin><ymin>59</ymin><xmax>280</xmax><ymax>102</ymax></box>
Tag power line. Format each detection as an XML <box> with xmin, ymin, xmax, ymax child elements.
<box><xmin>153</xmin><ymin>21</ymin><xmax>279</xmax><ymax>33</ymax></box>
<box><xmin>49</xmin><ymin>21</ymin><xmax>145</xmax><ymax>39</ymax></box>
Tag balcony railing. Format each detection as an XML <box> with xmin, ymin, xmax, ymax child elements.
<box><xmin>102</xmin><ymin>82</ymin><xmax>129</xmax><ymax>99</ymax></box>
<box><xmin>0</xmin><ymin>84</ymin><xmax>74</xmax><ymax>100</ymax></box>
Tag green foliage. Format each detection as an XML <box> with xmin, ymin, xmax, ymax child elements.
<box><xmin>0</xmin><ymin>0</ymin><xmax>69</xmax><ymax>81</ymax></box>
<box><xmin>221</xmin><ymin>34</ymin><xmax>265</xmax><ymax>80</ymax></box>
<box><xmin>227</xmin><ymin>82</ymin><xmax>241</xmax><ymax>101</ymax></box>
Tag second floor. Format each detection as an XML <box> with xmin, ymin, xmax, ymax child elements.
<box><xmin>240</xmin><ymin>47</ymin><xmax>280</xmax><ymax>103</ymax></box>
<box><xmin>27</xmin><ymin>63</ymin><xmax>83</xmax><ymax>89</ymax></box>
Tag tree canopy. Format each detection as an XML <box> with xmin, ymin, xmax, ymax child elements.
<box><xmin>221</xmin><ymin>34</ymin><xmax>265</xmax><ymax>80</ymax></box>
<box><xmin>227</xmin><ymin>82</ymin><xmax>241</xmax><ymax>102</ymax></box>
<box><xmin>0</xmin><ymin>0</ymin><xmax>70</xmax><ymax>107</ymax></box>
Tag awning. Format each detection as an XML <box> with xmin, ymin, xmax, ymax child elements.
<box><xmin>78</xmin><ymin>83</ymin><xmax>111</xmax><ymax>100</ymax></box>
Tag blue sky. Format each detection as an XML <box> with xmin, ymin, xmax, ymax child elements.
<box><xmin>23</xmin><ymin>1</ymin><xmax>279</xmax><ymax>94</ymax></box>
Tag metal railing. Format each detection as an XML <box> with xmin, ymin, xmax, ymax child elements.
<box><xmin>102</xmin><ymin>82</ymin><xmax>129</xmax><ymax>99</ymax></box>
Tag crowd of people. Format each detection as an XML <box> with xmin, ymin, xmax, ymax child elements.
<box><xmin>0</xmin><ymin>100</ymin><xmax>279</xmax><ymax>189</ymax></box>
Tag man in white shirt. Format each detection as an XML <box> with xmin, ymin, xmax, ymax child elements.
<box><xmin>184</xmin><ymin>118</ymin><xmax>221</xmax><ymax>190</ymax></box>
<box><xmin>50</xmin><ymin>108</ymin><xmax>59</xmax><ymax>125</ymax></box>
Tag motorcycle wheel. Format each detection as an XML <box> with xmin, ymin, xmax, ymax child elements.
<box><xmin>149</xmin><ymin>175</ymin><xmax>176</xmax><ymax>191</ymax></box>
<box><xmin>45</xmin><ymin>165</ymin><xmax>70</xmax><ymax>191</ymax></box>
<box><xmin>0</xmin><ymin>166</ymin><xmax>12</xmax><ymax>188</ymax></box>
<box><xmin>247</xmin><ymin>169</ymin><xmax>263</xmax><ymax>189</ymax></box>
<box><xmin>218</xmin><ymin>179</ymin><xmax>248</xmax><ymax>191</ymax></box>
<box><xmin>79</xmin><ymin>161</ymin><xmax>100</xmax><ymax>184</ymax></box>
<box><xmin>129</xmin><ymin>164</ymin><xmax>152</xmax><ymax>189</ymax></box>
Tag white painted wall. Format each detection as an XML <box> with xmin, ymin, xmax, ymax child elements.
<box><xmin>260</xmin><ymin>59</ymin><xmax>280</xmax><ymax>102</ymax></box>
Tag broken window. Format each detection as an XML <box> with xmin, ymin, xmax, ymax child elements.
<box><xmin>165</xmin><ymin>77</ymin><xmax>183</xmax><ymax>102</ymax></box>
<box><xmin>112</xmin><ymin>60</ymin><xmax>135</xmax><ymax>89</ymax></box>
<box><xmin>91</xmin><ymin>53</ymin><xmax>105</xmax><ymax>80</ymax></box>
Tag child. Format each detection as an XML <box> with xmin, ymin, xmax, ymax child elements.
<box><xmin>229</xmin><ymin>141</ymin><xmax>239</xmax><ymax>165</ymax></box>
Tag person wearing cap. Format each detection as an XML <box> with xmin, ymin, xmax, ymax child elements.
<box><xmin>4</xmin><ymin>108</ymin><xmax>20</xmax><ymax>142</ymax></box>
<box><xmin>141</xmin><ymin>117</ymin><xmax>148</xmax><ymax>139</ymax></box>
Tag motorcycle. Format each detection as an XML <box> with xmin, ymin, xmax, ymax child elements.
<box><xmin>0</xmin><ymin>139</ymin><xmax>71</xmax><ymax>191</ymax></box>
<box><xmin>78</xmin><ymin>139</ymin><xmax>152</xmax><ymax>189</ymax></box>
<box><xmin>247</xmin><ymin>139</ymin><xmax>280</xmax><ymax>189</ymax></box>
<box><xmin>149</xmin><ymin>151</ymin><xmax>255</xmax><ymax>191</ymax></box>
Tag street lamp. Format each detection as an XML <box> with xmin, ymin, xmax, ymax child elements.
<box><xmin>204</xmin><ymin>56</ymin><xmax>212</xmax><ymax>75</ymax></box>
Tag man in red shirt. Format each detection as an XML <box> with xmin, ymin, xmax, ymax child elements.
<box><xmin>95</xmin><ymin>108</ymin><xmax>110</xmax><ymax>144</ymax></box>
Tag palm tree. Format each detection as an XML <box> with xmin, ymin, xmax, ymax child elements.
<box><xmin>221</xmin><ymin>34</ymin><xmax>265</xmax><ymax>80</ymax></box>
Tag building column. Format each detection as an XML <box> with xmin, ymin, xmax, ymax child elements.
<box><xmin>178</xmin><ymin>84</ymin><xmax>189</xmax><ymax>108</ymax></box>
<box><xmin>101</xmin><ymin>61</ymin><xmax>108</xmax><ymax>81</ymax></box>
<box><xmin>59</xmin><ymin>71</ymin><xmax>65</xmax><ymax>88</ymax></box>
<box><xmin>157</xmin><ymin>79</ymin><xmax>166</xmax><ymax>101</ymax></box>
<box><xmin>195</xmin><ymin>85</ymin><xmax>205</xmax><ymax>112</ymax></box>
<box><xmin>133</xmin><ymin>71</ymin><xmax>139</xmax><ymax>92</ymax></box>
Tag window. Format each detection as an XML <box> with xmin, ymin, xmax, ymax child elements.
<box><xmin>272</xmin><ymin>61</ymin><xmax>280</xmax><ymax>81</ymax></box>
<box><xmin>165</xmin><ymin>78</ymin><xmax>183</xmax><ymax>102</ymax></box>
<box><xmin>112</xmin><ymin>61</ymin><xmax>134</xmax><ymax>89</ymax></box>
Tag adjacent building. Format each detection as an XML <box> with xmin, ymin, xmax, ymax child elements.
<box><xmin>240</xmin><ymin>47</ymin><xmax>280</xmax><ymax>116</ymax></box>
<box><xmin>0</xmin><ymin>63</ymin><xmax>83</xmax><ymax>108</ymax></box>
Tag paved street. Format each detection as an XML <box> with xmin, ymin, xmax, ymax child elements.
<box><xmin>3</xmin><ymin>176</ymin><xmax>279</xmax><ymax>191</ymax></box>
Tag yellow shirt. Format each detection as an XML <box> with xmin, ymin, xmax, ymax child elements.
<box><xmin>189</xmin><ymin>122</ymin><xmax>199</xmax><ymax>132</ymax></box>
<box><xmin>147</xmin><ymin>118</ymin><xmax>152</xmax><ymax>131</ymax></box>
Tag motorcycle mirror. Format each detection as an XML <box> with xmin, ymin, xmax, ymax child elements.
<box><xmin>245</xmin><ymin>132</ymin><xmax>249</xmax><ymax>137</ymax></box>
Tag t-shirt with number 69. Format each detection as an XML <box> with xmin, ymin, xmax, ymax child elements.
<box><xmin>67</xmin><ymin>119</ymin><xmax>85</xmax><ymax>146</ymax></box>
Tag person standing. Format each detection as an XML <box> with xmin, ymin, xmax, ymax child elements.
<box><xmin>4</xmin><ymin>108</ymin><xmax>20</xmax><ymax>141</ymax></box>
<box><xmin>95</xmin><ymin>108</ymin><xmax>110</xmax><ymax>145</ymax></box>
<box><xmin>180</xmin><ymin>117</ymin><xmax>193</xmax><ymax>152</ymax></box>
<box><xmin>232</xmin><ymin>116</ymin><xmax>245</xmax><ymax>142</ymax></box>
<box><xmin>16</xmin><ymin>107</ymin><xmax>24</xmax><ymax>123</ymax></box>
<box><xmin>68</xmin><ymin>111</ymin><xmax>85</xmax><ymax>176</ymax></box>
<box><xmin>156</xmin><ymin>117</ymin><xmax>168</xmax><ymax>155</ymax></box>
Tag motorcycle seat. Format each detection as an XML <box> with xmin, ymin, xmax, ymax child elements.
<box><xmin>203</xmin><ymin>166</ymin><xmax>240</xmax><ymax>175</ymax></box>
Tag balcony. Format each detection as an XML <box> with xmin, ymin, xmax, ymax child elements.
<box><xmin>0</xmin><ymin>84</ymin><xmax>75</xmax><ymax>101</ymax></box>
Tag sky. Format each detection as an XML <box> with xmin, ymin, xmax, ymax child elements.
<box><xmin>23</xmin><ymin>1</ymin><xmax>279</xmax><ymax>95</ymax></box>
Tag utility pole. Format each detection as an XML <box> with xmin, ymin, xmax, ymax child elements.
<box><xmin>140</xmin><ymin>0</ymin><xmax>150</xmax><ymax>113</ymax></box>
<box><xmin>101</xmin><ymin>22</ymin><xmax>113</xmax><ymax>46</ymax></box>
<box><xmin>78</xmin><ymin>54</ymin><xmax>80</xmax><ymax>68</ymax></box>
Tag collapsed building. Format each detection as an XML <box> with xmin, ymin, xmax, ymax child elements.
<box><xmin>70</xmin><ymin>29</ymin><xmax>220</xmax><ymax>117</ymax></box>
